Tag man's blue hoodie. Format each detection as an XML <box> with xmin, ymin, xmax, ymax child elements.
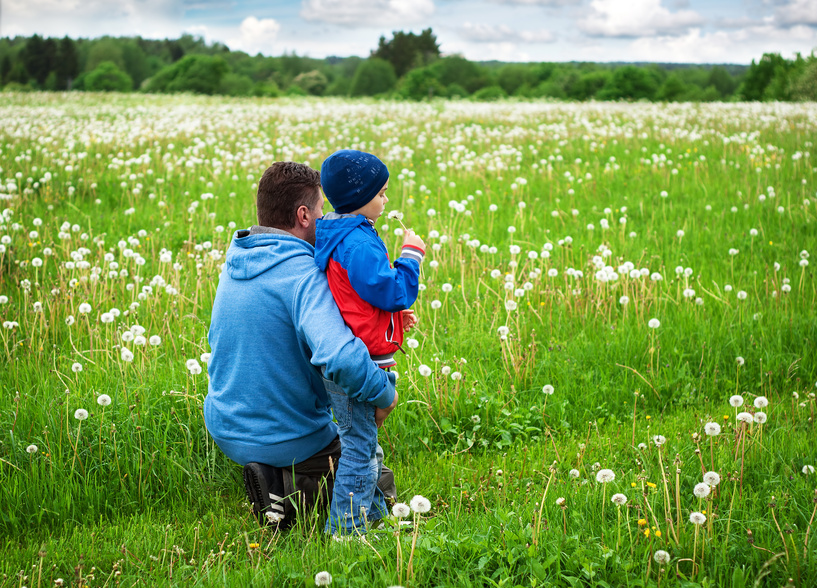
<box><xmin>203</xmin><ymin>226</ymin><xmax>396</xmax><ymax>467</ymax></box>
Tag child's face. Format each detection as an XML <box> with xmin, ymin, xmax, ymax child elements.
<box><xmin>357</xmin><ymin>180</ymin><xmax>389</xmax><ymax>222</ymax></box>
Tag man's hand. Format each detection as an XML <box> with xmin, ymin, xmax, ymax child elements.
<box><xmin>402</xmin><ymin>229</ymin><xmax>426</xmax><ymax>252</ymax></box>
<box><xmin>375</xmin><ymin>390</ymin><xmax>398</xmax><ymax>428</ymax></box>
<box><xmin>402</xmin><ymin>309</ymin><xmax>418</xmax><ymax>331</ymax></box>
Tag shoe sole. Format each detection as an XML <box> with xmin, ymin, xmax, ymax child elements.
<box><xmin>243</xmin><ymin>463</ymin><xmax>286</xmax><ymax>527</ymax></box>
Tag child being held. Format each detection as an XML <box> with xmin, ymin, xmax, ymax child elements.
<box><xmin>314</xmin><ymin>149</ymin><xmax>425</xmax><ymax>535</ymax></box>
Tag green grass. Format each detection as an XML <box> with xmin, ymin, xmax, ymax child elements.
<box><xmin>0</xmin><ymin>93</ymin><xmax>815</xmax><ymax>587</ymax></box>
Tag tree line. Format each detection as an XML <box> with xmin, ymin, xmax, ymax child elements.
<box><xmin>1</xmin><ymin>30</ymin><xmax>815</xmax><ymax>102</ymax></box>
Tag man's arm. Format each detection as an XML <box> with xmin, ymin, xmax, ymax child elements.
<box><xmin>292</xmin><ymin>268</ymin><xmax>396</xmax><ymax>409</ymax></box>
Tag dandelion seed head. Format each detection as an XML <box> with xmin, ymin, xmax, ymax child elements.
<box><xmin>689</xmin><ymin>511</ymin><xmax>706</xmax><ymax>525</ymax></box>
<box><xmin>97</xmin><ymin>394</ymin><xmax>112</xmax><ymax>407</ymax></box>
<box><xmin>186</xmin><ymin>359</ymin><xmax>202</xmax><ymax>375</ymax></box>
<box><xmin>704</xmin><ymin>422</ymin><xmax>721</xmax><ymax>436</ymax></box>
<box><xmin>74</xmin><ymin>408</ymin><xmax>89</xmax><ymax>421</ymax></box>
<box><xmin>26</xmin><ymin>444</ymin><xmax>38</xmax><ymax>454</ymax></box>
<box><xmin>314</xmin><ymin>571</ymin><xmax>333</xmax><ymax>586</ymax></box>
<box><xmin>693</xmin><ymin>482</ymin><xmax>711</xmax><ymax>498</ymax></box>
<box><xmin>392</xmin><ymin>503</ymin><xmax>411</xmax><ymax>518</ymax></box>
<box><xmin>703</xmin><ymin>471</ymin><xmax>721</xmax><ymax>486</ymax></box>
<box><xmin>418</xmin><ymin>364</ymin><xmax>432</xmax><ymax>377</ymax></box>
<box><xmin>410</xmin><ymin>495</ymin><xmax>431</xmax><ymax>513</ymax></box>
<box><xmin>611</xmin><ymin>493</ymin><xmax>627</xmax><ymax>505</ymax></box>
<box><xmin>654</xmin><ymin>550</ymin><xmax>671</xmax><ymax>564</ymax></box>
<box><xmin>753</xmin><ymin>396</ymin><xmax>768</xmax><ymax>409</ymax></box>
<box><xmin>596</xmin><ymin>469</ymin><xmax>615</xmax><ymax>483</ymax></box>
<box><xmin>729</xmin><ymin>395</ymin><xmax>744</xmax><ymax>407</ymax></box>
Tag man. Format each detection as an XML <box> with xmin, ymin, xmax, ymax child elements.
<box><xmin>203</xmin><ymin>161</ymin><xmax>399</xmax><ymax>528</ymax></box>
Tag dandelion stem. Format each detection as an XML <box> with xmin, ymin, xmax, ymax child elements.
<box><xmin>533</xmin><ymin>470</ymin><xmax>555</xmax><ymax>547</ymax></box>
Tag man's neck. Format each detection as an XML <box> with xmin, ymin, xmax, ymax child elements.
<box><xmin>249</xmin><ymin>225</ymin><xmax>293</xmax><ymax>236</ymax></box>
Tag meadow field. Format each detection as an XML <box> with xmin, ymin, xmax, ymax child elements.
<box><xmin>0</xmin><ymin>93</ymin><xmax>815</xmax><ymax>587</ymax></box>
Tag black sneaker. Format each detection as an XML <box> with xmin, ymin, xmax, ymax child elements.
<box><xmin>243</xmin><ymin>462</ymin><xmax>287</xmax><ymax>528</ymax></box>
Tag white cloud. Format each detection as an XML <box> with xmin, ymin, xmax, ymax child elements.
<box><xmin>490</xmin><ymin>0</ymin><xmax>580</xmax><ymax>5</ymax></box>
<box><xmin>232</xmin><ymin>17</ymin><xmax>282</xmax><ymax>55</ymax></box>
<box><xmin>299</xmin><ymin>0</ymin><xmax>435</xmax><ymax>27</ymax></box>
<box><xmin>579</xmin><ymin>0</ymin><xmax>704</xmax><ymax>37</ymax></box>
<box><xmin>776</xmin><ymin>0</ymin><xmax>817</xmax><ymax>26</ymax></box>
<box><xmin>461</xmin><ymin>22</ymin><xmax>556</xmax><ymax>43</ymax></box>
<box><xmin>625</xmin><ymin>24</ymin><xmax>817</xmax><ymax>63</ymax></box>
<box><xmin>4</xmin><ymin>0</ymin><xmax>183</xmax><ymax>38</ymax></box>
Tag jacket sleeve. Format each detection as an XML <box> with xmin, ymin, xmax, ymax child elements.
<box><xmin>291</xmin><ymin>268</ymin><xmax>396</xmax><ymax>409</ymax></box>
<box><xmin>344</xmin><ymin>238</ymin><xmax>424</xmax><ymax>313</ymax></box>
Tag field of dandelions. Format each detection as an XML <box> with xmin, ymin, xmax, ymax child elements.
<box><xmin>1</xmin><ymin>92</ymin><xmax>815</xmax><ymax>588</ymax></box>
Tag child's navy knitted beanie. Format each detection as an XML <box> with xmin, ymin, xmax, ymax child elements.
<box><xmin>320</xmin><ymin>150</ymin><xmax>389</xmax><ymax>214</ymax></box>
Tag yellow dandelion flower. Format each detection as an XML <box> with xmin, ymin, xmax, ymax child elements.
<box><xmin>655</xmin><ymin>530</ymin><xmax>662</xmax><ymax>537</ymax></box>
<box><xmin>644</xmin><ymin>529</ymin><xmax>651</xmax><ymax>537</ymax></box>
<box><xmin>647</xmin><ymin>482</ymin><xmax>657</xmax><ymax>489</ymax></box>
<box><xmin>638</xmin><ymin>519</ymin><xmax>647</xmax><ymax>526</ymax></box>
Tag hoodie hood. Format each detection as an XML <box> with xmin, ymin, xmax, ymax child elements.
<box><xmin>225</xmin><ymin>228</ymin><xmax>315</xmax><ymax>280</ymax></box>
<box><xmin>314</xmin><ymin>213</ymin><xmax>372</xmax><ymax>271</ymax></box>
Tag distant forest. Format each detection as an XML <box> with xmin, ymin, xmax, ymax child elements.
<box><xmin>1</xmin><ymin>29</ymin><xmax>815</xmax><ymax>101</ymax></box>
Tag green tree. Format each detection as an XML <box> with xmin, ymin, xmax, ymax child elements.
<box><xmin>656</xmin><ymin>73</ymin><xmax>688</xmax><ymax>101</ymax></box>
<box><xmin>740</xmin><ymin>53</ymin><xmax>787</xmax><ymax>100</ymax></box>
<box><xmin>146</xmin><ymin>54</ymin><xmax>229</xmax><ymax>94</ymax></box>
<box><xmin>0</xmin><ymin>55</ymin><xmax>12</xmax><ymax>84</ymax></box>
<box><xmin>293</xmin><ymin>70</ymin><xmax>328</xmax><ymax>95</ymax></box>
<box><xmin>790</xmin><ymin>59</ymin><xmax>817</xmax><ymax>101</ymax></box>
<box><xmin>85</xmin><ymin>38</ymin><xmax>125</xmax><ymax>72</ymax></box>
<box><xmin>56</xmin><ymin>37</ymin><xmax>79</xmax><ymax>89</ymax></box>
<box><xmin>325</xmin><ymin>76</ymin><xmax>351</xmax><ymax>96</ymax></box>
<box><xmin>446</xmin><ymin>83</ymin><xmax>468</xmax><ymax>98</ymax></box>
<box><xmin>122</xmin><ymin>41</ymin><xmax>151</xmax><ymax>88</ymax></box>
<box><xmin>706</xmin><ymin>66</ymin><xmax>737</xmax><ymax>98</ymax></box>
<box><xmin>373</xmin><ymin>28</ymin><xmax>440</xmax><ymax>78</ymax></box>
<box><xmin>398</xmin><ymin>66</ymin><xmax>445</xmax><ymax>100</ymax></box>
<box><xmin>472</xmin><ymin>85</ymin><xmax>507</xmax><ymax>101</ymax></box>
<box><xmin>219</xmin><ymin>72</ymin><xmax>254</xmax><ymax>96</ymax></box>
<box><xmin>598</xmin><ymin>66</ymin><xmax>660</xmax><ymax>100</ymax></box>
<box><xmin>22</xmin><ymin>35</ymin><xmax>50</xmax><ymax>86</ymax></box>
<box><xmin>349</xmin><ymin>58</ymin><xmax>397</xmax><ymax>96</ymax></box>
<box><xmin>85</xmin><ymin>61</ymin><xmax>133</xmax><ymax>92</ymax></box>
<box><xmin>497</xmin><ymin>64</ymin><xmax>533</xmax><ymax>95</ymax></box>
<box><xmin>252</xmin><ymin>80</ymin><xmax>280</xmax><ymax>97</ymax></box>
<box><xmin>568</xmin><ymin>70</ymin><xmax>611</xmax><ymax>100</ymax></box>
<box><xmin>432</xmin><ymin>56</ymin><xmax>485</xmax><ymax>93</ymax></box>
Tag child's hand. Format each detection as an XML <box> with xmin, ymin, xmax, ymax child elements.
<box><xmin>402</xmin><ymin>229</ymin><xmax>426</xmax><ymax>252</ymax></box>
<box><xmin>402</xmin><ymin>309</ymin><xmax>418</xmax><ymax>331</ymax></box>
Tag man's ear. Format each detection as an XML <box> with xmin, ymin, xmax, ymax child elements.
<box><xmin>295</xmin><ymin>205</ymin><xmax>311</xmax><ymax>228</ymax></box>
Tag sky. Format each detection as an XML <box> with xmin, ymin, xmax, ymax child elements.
<box><xmin>3</xmin><ymin>0</ymin><xmax>817</xmax><ymax>64</ymax></box>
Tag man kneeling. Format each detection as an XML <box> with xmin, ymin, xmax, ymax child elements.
<box><xmin>203</xmin><ymin>162</ymin><xmax>399</xmax><ymax>529</ymax></box>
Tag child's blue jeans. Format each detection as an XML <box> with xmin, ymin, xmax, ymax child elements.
<box><xmin>323</xmin><ymin>378</ymin><xmax>389</xmax><ymax>535</ymax></box>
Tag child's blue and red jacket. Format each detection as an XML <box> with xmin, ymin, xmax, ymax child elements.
<box><xmin>314</xmin><ymin>212</ymin><xmax>425</xmax><ymax>368</ymax></box>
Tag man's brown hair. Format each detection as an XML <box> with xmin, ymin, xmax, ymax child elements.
<box><xmin>256</xmin><ymin>162</ymin><xmax>321</xmax><ymax>228</ymax></box>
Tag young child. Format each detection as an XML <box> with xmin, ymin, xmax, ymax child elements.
<box><xmin>314</xmin><ymin>149</ymin><xmax>425</xmax><ymax>535</ymax></box>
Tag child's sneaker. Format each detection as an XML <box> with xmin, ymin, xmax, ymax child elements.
<box><xmin>243</xmin><ymin>462</ymin><xmax>287</xmax><ymax>528</ymax></box>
